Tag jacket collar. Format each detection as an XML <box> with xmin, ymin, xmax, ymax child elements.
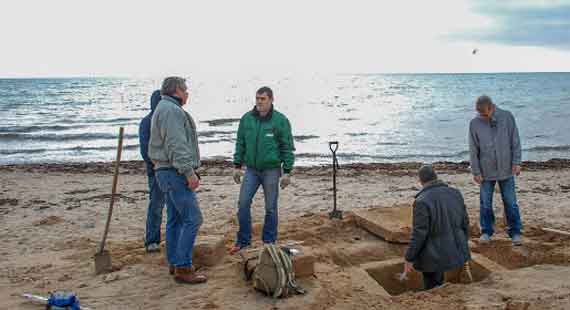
<box><xmin>162</xmin><ymin>95</ymin><xmax>183</xmax><ymax>106</ymax></box>
<box><xmin>252</xmin><ymin>104</ymin><xmax>274</xmax><ymax>121</ymax></box>
<box><xmin>415</xmin><ymin>179</ymin><xmax>447</xmax><ymax>198</ymax></box>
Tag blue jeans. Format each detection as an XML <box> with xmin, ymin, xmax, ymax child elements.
<box><xmin>155</xmin><ymin>168</ymin><xmax>203</xmax><ymax>267</ymax></box>
<box><xmin>480</xmin><ymin>176</ymin><xmax>522</xmax><ymax>237</ymax></box>
<box><xmin>145</xmin><ymin>174</ymin><xmax>166</xmax><ymax>246</ymax></box>
<box><xmin>236</xmin><ymin>167</ymin><xmax>281</xmax><ymax>247</ymax></box>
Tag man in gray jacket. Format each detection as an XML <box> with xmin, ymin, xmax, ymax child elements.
<box><xmin>469</xmin><ymin>95</ymin><xmax>523</xmax><ymax>246</ymax></box>
<box><xmin>149</xmin><ymin>76</ymin><xmax>206</xmax><ymax>284</ymax></box>
<box><xmin>404</xmin><ymin>165</ymin><xmax>471</xmax><ymax>290</ymax></box>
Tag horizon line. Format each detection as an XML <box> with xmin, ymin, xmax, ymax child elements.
<box><xmin>1</xmin><ymin>71</ymin><xmax>570</xmax><ymax>79</ymax></box>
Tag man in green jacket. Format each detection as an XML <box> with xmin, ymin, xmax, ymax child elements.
<box><xmin>230</xmin><ymin>86</ymin><xmax>295</xmax><ymax>254</ymax></box>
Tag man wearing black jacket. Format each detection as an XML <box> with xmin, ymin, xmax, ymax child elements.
<box><xmin>404</xmin><ymin>165</ymin><xmax>471</xmax><ymax>290</ymax></box>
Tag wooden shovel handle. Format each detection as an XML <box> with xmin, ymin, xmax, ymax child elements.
<box><xmin>99</xmin><ymin>127</ymin><xmax>124</xmax><ymax>254</ymax></box>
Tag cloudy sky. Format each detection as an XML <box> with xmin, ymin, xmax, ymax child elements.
<box><xmin>1</xmin><ymin>0</ymin><xmax>569</xmax><ymax>77</ymax></box>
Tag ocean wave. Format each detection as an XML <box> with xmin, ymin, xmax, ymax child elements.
<box><xmin>0</xmin><ymin>132</ymin><xmax>138</xmax><ymax>142</ymax></box>
<box><xmin>201</xmin><ymin>118</ymin><xmax>241</xmax><ymax>127</ymax></box>
<box><xmin>0</xmin><ymin>124</ymin><xmax>90</xmax><ymax>133</ymax></box>
<box><xmin>346</xmin><ymin>133</ymin><xmax>368</xmax><ymax>137</ymax></box>
<box><xmin>296</xmin><ymin>150</ymin><xmax>470</xmax><ymax>161</ymax></box>
<box><xmin>294</xmin><ymin>135</ymin><xmax>319</xmax><ymax>141</ymax></box>
<box><xmin>525</xmin><ymin>145</ymin><xmax>570</xmax><ymax>152</ymax></box>
<box><xmin>57</xmin><ymin>117</ymin><xmax>140</xmax><ymax>125</ymax></box>
<box><xmin>85</xmin><ymin>117</ymin><xmax>141</xmax><ymax>124</ymax></box>
<box><xmin>0</xmin><ymin>148</ymin><xmax>49</xmax><ymax>155</ymax></box>
<box><xmin>0</xmin><ymin>144</ymin><xmax>140</xmax><ymax>155</ymax></box>
<box><xmin>199</xmin><ymin>130</ymin><xmax>234</xmax><ymax>138</ymax></box>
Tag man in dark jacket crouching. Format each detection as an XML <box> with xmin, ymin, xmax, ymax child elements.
<box><xmin>404</xmin><ymin>165</ymin><xmax>471</xmax><ymax>290</ymax></box>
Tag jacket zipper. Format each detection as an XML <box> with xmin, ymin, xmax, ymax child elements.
<box><xmin>254</xmin><ymin>118</ymin><xmax>261</xmax><ymax>169</ymax></box>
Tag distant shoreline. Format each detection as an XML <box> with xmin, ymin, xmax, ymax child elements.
<box><xmin>1</xmin><ymin>159</ymin><xmax>569</xmax><ymax>176</ymax></box>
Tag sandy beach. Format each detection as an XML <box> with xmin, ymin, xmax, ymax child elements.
<box><xmin>2</xmin><ymin>159</ymin><xmax>570</xmax><ymax>309</ymax></box>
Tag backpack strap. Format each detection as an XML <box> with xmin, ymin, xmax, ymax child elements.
<box><xmin>266</xmin><ymin>244</ymin><xmax>287</xmax><ymax>298</ymax></box>
<box><xmin>277</xmin><ymin>247</ymin><xmax>306</xmax><ymax>295</ymax></box>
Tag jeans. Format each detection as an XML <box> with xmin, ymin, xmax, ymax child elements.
<box><xmin>480</xmin><ymin>176</ymin><xmax>523</xmax><ymax>237</ymax></box>
<box><xmin>422</xmin><ymin>272</ymin><xmax>444</xmax><ymax>290</ymax></box>
<box><xmin>236</xmin><ymin>167</ymin><xmax>281</xmax><ymax>247</ymax></box>
<box><xmin>145</xmin><ymin>174</ymin><xmax>166</xmax><ymax>247</ymax></box>
<box><xmin>155</xmin><ymin>168</ymin><xmax>203</xmax><ymax>267</ymax></box>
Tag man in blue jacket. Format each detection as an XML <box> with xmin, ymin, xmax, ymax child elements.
<box><xmin>139</xmin><ymin>90</ymin><xmax>166</xmax><ymax>252</ymax></box>
<box><xmin>404</xmin><ymin>165</ymin><xmax>471</xmax><ymax>290</ymax></box>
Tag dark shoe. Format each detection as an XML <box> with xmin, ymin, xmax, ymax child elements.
<box><xmin>174</xmin><ymin>267</ymin><xmax>207</xmax><ymax>284</ymax></box>
<box><xmin>169</xmin><ymin>265</ymin><xmax>175</xmax><ymax>275</ymax></box>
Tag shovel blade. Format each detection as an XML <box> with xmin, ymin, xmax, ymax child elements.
<box><xmin>94</xmin><ymin>250</ymin><xmax>112</xmax><ymax>275</ymax></box>
<box><xmin>329</xmin><ymin>210</ymin><xmax>343</xmax><ymax>220</ymax></box>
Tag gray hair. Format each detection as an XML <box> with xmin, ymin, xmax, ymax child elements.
<box><xmin>476</xmin><ymin>95</ymin><xmax>493</xmax><ymax>108</ymax></box>
<box><xmin>161</xmin><ymin>76</ymin><xmax>187</xmax><ymax>96</ymax></box>
<box><xmin>418</xmin><ymin>165</ymin><xmax>438</xmax><ymax>184</ymax></box>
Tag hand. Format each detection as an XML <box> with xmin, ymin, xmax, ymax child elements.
<box><xmin>233</xmin><ymin>168</ymin><xmax>243</xmax><ymax>184</ymax></box>
<box><xmin>512</xmin><ymin>165</ymin><xmax>521</xmax><ymax>176</ymax></box>
<box><xmin>280</xmin><ymin>174</ymin><xmax>291</xmax><ymax>189</ymax></box>
<box><xmin>187</xmin><ymin>173</ymin><xmax>200</xmax><ymax>191</ymax></box>
<box><xmin>404</xmin><ymin>261</ymin><xmax>414</xmax><ymax>274</ymax></box>
<box><xmin>473</xmin><ymin>175</ymin><xmax>483</xmax><ymax>185</ymax></box>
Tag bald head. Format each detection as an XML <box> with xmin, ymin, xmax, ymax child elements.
<box><xmin>418</xmin><ymin>165</ymin><xmax>438</xmax><ymax>185</ymax></box>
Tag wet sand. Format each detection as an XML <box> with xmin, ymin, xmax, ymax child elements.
<box><xmin>1</xmin><ymin>160</ymin><xmax>570</xmax><ymax>309</ymax></box>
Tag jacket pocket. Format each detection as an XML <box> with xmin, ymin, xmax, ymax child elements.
<box><xmin>262</xmin><ymin>128</ymin><xmax>279</xmax><ymax>164</ymax></box>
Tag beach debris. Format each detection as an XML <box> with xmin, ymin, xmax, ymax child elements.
<box><xmin>541</xmin><ymin>227</ymin><xmax>570</xmax><ymax>237</ymax></box>
<box><xmin>103</xmin><ymin>272</ymin><xmax>121</xmax><ymax>283</ymax></box>
<box><xmin>33</xmin><ymin>215</ymin><xmax>64</xmax><ymax>226</ymax></box>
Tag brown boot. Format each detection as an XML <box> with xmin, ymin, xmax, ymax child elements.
<box><xmin>169</xmin><ymin>265</ymin><xmax>175</xmax><ymax>275</ymax></box>
<box><xmin>174</xmin><ymin>266</ymin><xmax>207</xmax><ymax>284</ymax></box>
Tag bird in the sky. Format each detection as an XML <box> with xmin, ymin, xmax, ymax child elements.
<box><xmin>472</xmin><ymin>48</ymin><xmax>478</xmax><ymax>55</ymax></box>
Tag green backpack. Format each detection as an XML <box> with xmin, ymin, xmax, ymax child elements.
<box><xmin>252</xmin><ymin>244</ymin><xmax>305</xmax><ymax>298</ymax></box>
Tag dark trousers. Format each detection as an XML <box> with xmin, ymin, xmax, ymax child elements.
<box><xmin>422</xmin><ymin>271</ymin><xmax>444</xmax><ymax>290</ymax></box>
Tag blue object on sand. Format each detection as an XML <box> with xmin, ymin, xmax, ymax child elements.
<box><xmin>47</xmin><ymin>291</ymin><xmax>81</xmax><ymax>310</ymax></box>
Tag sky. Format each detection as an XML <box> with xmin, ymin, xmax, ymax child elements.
<box><xmin>1</xmin><ymin>0</ymin><xmax>569</xmax><ymax>77</ymax></box>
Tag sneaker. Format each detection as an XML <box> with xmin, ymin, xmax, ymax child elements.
<box><xmin>512</xmin><ymin>234</ymin><xmax>522</xmax><ymax>246</ymax></box>
<box><xmin>479</xmin><ymin>233</ymin><xmax>491</xmax><ymax>243</ymax></box>
<box><xmin>146</xmin><ymin>243</ymin><xmax>160</xmax><ymax>253</ymax></box>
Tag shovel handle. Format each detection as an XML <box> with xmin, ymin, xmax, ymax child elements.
<box><xmin>329</xmin><ymin>141</ymin><xmax>339</xmax><ymax>153</ymax></box>
<box><xmin>99</xmin><ymin>127</ymin><xmax>124</xmax><ymax>254</ymax></box>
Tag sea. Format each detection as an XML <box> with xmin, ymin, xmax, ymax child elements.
<box><xmin>1</xmin><ymin>73</ymin><xmax>569</xmax><ymax>166</ymax></box>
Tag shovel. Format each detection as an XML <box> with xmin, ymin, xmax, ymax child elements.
<box><xmin>328</xmin><ymin>141</ymin><xmax>342</xmax><ymax>219</ymax></box>
<box><xmin>94</xmin><ymin>127</ymin><xmax>124</xmax><ymax>274</ymax></box>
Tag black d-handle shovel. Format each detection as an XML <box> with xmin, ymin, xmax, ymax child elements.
<box><xmin>328</xmin><ymin>141</ymin><xmax>342</xmax><ymax>220</ymax></box>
